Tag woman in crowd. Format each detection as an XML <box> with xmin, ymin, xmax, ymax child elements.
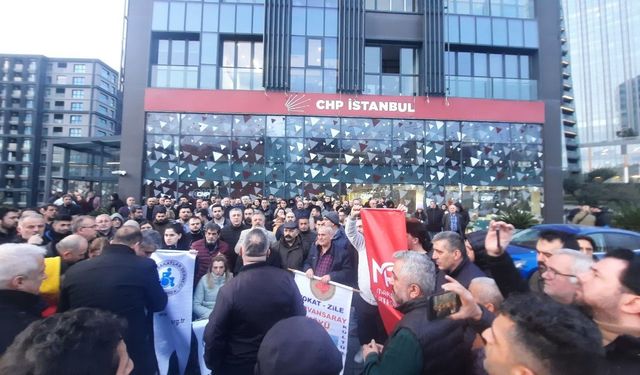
<box><xmin>193</xmin><ymin>254</ymin><xmax>233</xmax><ymax>320</ymax></box>
<box><xmin>162</xmin><ymin>222</ymin><xmax>190</xmax><ymax>250</ymax></box>
<box><xmin>271</xmin><ymin>207</ymin><xmax>286</xmax><ymax>235</ymax></box>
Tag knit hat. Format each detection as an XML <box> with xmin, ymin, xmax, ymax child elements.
<box><xmin>323</xmin><ymin>211</ymin><xmax>340</xmax><ymax>226</ymax></box>
<box><xmin>255</xmin><ymin>316</ymin><xmax>342</xmax><ymax>375</ymax></box>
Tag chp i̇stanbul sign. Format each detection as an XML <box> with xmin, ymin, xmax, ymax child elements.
<box><xmin>144</xmin><ymin>89</ymin><xmax>545</xmax><ymax>123</ymax></box>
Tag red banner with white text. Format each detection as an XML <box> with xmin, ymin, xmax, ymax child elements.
<box><xmin>361</xmin><ymin>209</ymin><xmax>408</xmax><ymax>333</ymax></box>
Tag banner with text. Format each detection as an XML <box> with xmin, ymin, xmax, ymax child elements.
<box><xmin>293</xmin><ymin>270</ymin><xmax>353</xmax><ymax>370</ymax></box>
<box><xmin>361</xmin><ymin>209</ymin><xmax>408</xmax><ymax>333</ymax></box>
<box><xmin>152</xmin><ymin>250</ymin><xmax>196</xmax><ymax>375</ymax></box>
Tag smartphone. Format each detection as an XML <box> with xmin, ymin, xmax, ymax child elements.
<box><xmin>427</xmin><ymin>291</ymin><xmax>461</xmax><ymax>320</ymax></box>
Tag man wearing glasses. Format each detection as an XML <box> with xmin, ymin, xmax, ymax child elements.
<box><xmin>541</xmin><ymin>249</ymin><xmax>593</xmax><ymax>305</ymax></box>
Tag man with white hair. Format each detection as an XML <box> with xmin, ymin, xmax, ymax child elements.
<box><xmin>16</xmin><ymin>215</ymin><xmax>47</xmax><ymax>246</ymax></box>
<box><xmin>541</xmin><ymin>248</ymin><xmax>593</xmax><ymax>305</ymax></box>
<box><xmin>0</xmin><ymin>243</ymin><xmax>47</xmax><ymax>353</ymax></box>
<box><xmin>55</xmin><ymin>234</ymin><xmax>88</xmax><ymax>274</ymax></box>
<box><xmin>469</xmin><ymin>277</ymin><xmax>504</xmax><ymax>313</ymax></box>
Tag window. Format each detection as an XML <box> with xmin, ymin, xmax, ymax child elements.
<box><xmin>73</xmin><ymin>64</ymin><xmax>86</xmax><ymax>73</ymax></box>
<box><xmin>69</xmin><ymin>128</ymin><xmax>82</xmax><ymax>137</ymax></box>
<box><xmin>221</xmin><ymin>40</ymin><xmax>263</xmax><ymax>90</ymax></box>
<box><xmin>71</xmin><ymin>89</ymin><xmax>84</xmax><ymax>98</ymax></box>
<box><xmin>365</xmin><ymin>0</ymin><xmax>417</xmax><ymax>12</ymax></box>
<box><xmin>53</xmin><ymin>114</ymin><xmax>64</xmax><ymax>124</ymax></box>
<box><xmin>71</xmin><ymin>102</ymin><xmax>83</xmax><ymax>111</ymax></box>
<box><xmin>54</xmin><ymin>101</ymin><xmax>64</xmax><ymax>107</ymax></box>
<box><xmin>53</xmin><ymin>126</ymin><xmax>63</xmax><ymax>133</ymax></box>
<box><xmin>151</xmin><ymin>37</ymin><xmax>200</xmax><ymax>89</ymax></box>
<box><xmin>56</xmin><ymin>75</ymin><xmax>66</xmax><ymax>84</ymax></box>
<box><xmin>72</xmin><ymin>77</ymin><xmax>85</xmax><ymax>85</ymax></box>
<box><xmin>70</xmin><ymin>115</ymin><xmax>82</xmax><ymax>124</ymax></box>
<box><xmin>57</xmin><ymin>62</ymin><xmax>67</xmax><ymax>68</ymax></box>
<box><xmin>364</xmin><ymin>45</ymin><xmax>419</xmax><ymax>95</ymax></box>
<box><xmin>56</xmin><ymin>88</ymin><xmax>65</xmax><ymax>94</ymax></box>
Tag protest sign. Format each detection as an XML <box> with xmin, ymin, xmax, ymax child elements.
<box><xmin>151</xmin><ymin>250</ymin><xmax>196</xmax><ymax>375</ymax></box>
<box><xmin>361</xmin><ymin>209</ymin><xmax>408</xmax><ymax>333</ymax></box>
<box><xmin>292</xmin><ymin>270</ymin><xmax>354</xmax><ymax>370</ymax></box>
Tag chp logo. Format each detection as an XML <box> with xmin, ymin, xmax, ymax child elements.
<box><xmin>157</xmin><ymin>259</ymin><xmax>188</xmax><ymax>296</ymax></box>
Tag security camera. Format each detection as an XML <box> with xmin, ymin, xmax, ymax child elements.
<box><xmin>111</xmin><ymin>170</ymin><xmax>127</xmax><ymax>176</ymax></box>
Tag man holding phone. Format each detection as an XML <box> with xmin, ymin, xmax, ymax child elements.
<box><xmin>362</xmin><ymin>251</ymin><xmax>473</xmax><ymax>375</ymax></box>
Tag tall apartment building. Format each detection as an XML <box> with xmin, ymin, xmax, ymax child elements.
<box><xmin>120</xmin><ymin>0</ymin><xmax>567</xmax><ymax>221</ymax></box>
<box><xmin>0</xmin><ymin>54</ymin><xmax>120</xmax><ymax>207</ymax></box>
<box><xmin>563</xmin><ymin>0</ymin><xmax>640</xmax><ymax>175</ymax></box>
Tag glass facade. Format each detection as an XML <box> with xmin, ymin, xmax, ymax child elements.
<box><xmin>447</xmin><ymin>0</ymin><xmax>535</xmax><ymax>19</ymax></box>
<box><xmin>144</xmin><ymin>112</ymin><xmax>543</xmax><ymax>214</ymax></box>
<box><xmin>563</xmin><ymin>0</ymin><xmax>640</xmax><ymax>172</ymax></box>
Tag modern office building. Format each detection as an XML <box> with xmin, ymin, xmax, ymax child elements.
<box><xmin>120</xmin><ymin>0</ymin><xmax>567</xmax><ymax>221</ymax></box>
<box><xmin>563</xmin><ymin>0</ymin><xmax>640</xmax><ymax>175</ymax></box>
<box><xmin>0</xmin><ymin>54</ymin><xmax>120</xmax><ymax>206</ymax></box>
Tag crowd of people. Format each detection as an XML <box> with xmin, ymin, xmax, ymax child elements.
<box><xmin>0</xmin><ymin>191</ymin><xmax>638</xmax><ymax>375</ymax></box>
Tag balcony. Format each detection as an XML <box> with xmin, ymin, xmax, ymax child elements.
<box><xmin>446</xmin><ymin>76</ymin><xmax>538</xmax><ymax>101</ymax></box>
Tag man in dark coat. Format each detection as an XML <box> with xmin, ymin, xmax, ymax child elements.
<box><xmin>303</xmin><ymin>225</ymin><xmax>355</xmax><ymax>286</ymax></box>
<box><xmin>425</xmin><ymin>201</ymin><xmax>444</xmax><ymax>238</ymax></box>
<box><xmin>0</xmin><ymin>207</ymin><xmax>19</xmax><ymax>245</ymax></box>
<box><xmin>362</xmin><ymin>251</ymin><xmax>472</xmax><ymax>375</ymax></box>
<box><xmin>0</xmin><ymin>243</ymin><xmax>46</xmax><ymax>354</ymax></box>
<box><xmin>270</xmin><ymin>221</ymin><xmax>308</xmax><ymax>271</ymax></box>
<box><xmin>432</xmin><ymin>231</ymin><xmax>485</xmax><ymax>291</ymax></box>
<box><xmin>191</xmin><ymin>222</ymin><xmax>230</xmax><ymax>284</ymax></box>
<box><xmin>220</xmin><ymin>207</ymin><xmax>249</xmax><ymax>272</ymax></box>
<box><xmin>59</xmin><ymin>226</ymin><xmax>167</xmax><ymax>375</ymax></box>
<box><xmin>204</xmin><ymin>229</ymin><xmax>305</xmax><ymax>375</ymax></box>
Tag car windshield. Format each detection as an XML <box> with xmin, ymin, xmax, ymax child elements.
<box><xmin>510</xmin><ymin>228</ymin><xmax>541</xmax><ymax>249</ymax></box>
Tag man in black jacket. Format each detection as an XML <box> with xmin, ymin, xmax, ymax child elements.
<box><xmin>220</xmin><ymin>207</ymin><xmax>249</xmax><ymax>272</ymax></box>
<box><xmin>0</xmin><ymin>243</ymin><xmax>46</xmax><ymax>354</ymax></box>
<box><xmin>204</xmin><ymin>228</ymin><xmax>305</xmax><ymax>375</ymax></box>
<box><xmin>577</xmin><ymin>249</ymin><xmax>640</xmax><ymax>373</ymax></box>
<box><xmin>271</xmin><ymin>221</ymin><xmax>308</xmax><ymax>271</ymax></box>
<box><xmin>59</xmin><ymin>226</ymin><xmax>167</xmax><ymax>375</ymax></box>
<box><xmin>362</xmin><ymin>251</ymin><xmax>472</xmax><ymax>375</ymax></box>
<box><xmin>432</xmin><ymin>231</ymin><xmax>486</xmax><ymax>291</ymax></box>
<box><xmin>425</xmin><ymin>201</ymin><xmax>444</xmax><ymax>238</ymax></box>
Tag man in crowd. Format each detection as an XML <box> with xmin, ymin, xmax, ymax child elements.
<box><xmin>243</xmin><ymin>207</ymin><xmax>254</xmax><ymax>226</ymax></box>
<box><xmin>43</xmin><ymin>214</ymin><xmax>72</xmax><ymax>255</ymax></box>
<box><xmin>220</xmin><ymin>207</ymin><xmax>249</xmax><ymax>271</ymax></box>
<box><xmin>481</xmin><ymin>293</ymin><xmax>605</xmax><ymax>375</ymax></box>
<box><xmin>192</xmin><ymin>222</ymin><xmax>230</xmax><ymax>284</ymax></box>
<box><xmin>16</xmin><ymin>214</ymin><xmax>47</xmax><ymax>245</ymax></box>
<box><xmin>210</xmin><ymin>204</ymin><xmax>229</xmax><ymax>227</ymax></box>
<box><xmin>152</xmin><ymin>207</ymin><xmax>171</xmax><ymax>235</ymax></box>
<box><xmin>0</xmin><ymin>308</ymin><xmax>133</xmax><ymax>375</ymax></box>
<box><xmin>118</xmin><ymin>196</ymin><xmax>137</xmax><ymax>218</ymax></box>
<box><xmin>176</xmin><ymin>205</ymin><xmax>193</xmax><ymax>232</ymax></box>
<box><xmin>274</xmin><ymin>210</ymin><xmax>297</xmax><ymax>240</ymax></box>
<box><xmin>55</xmin><ymin>234</ymin><xmax>89</xmax><ymax>274</ymax></box>
<box><xmin>234</xmin><ymin>211</ymin><xmax>277</xmax><ymax>272</ymax></box>
<box><xmin>345</xmin><ymin>203</ymin><xmax>388</xmax><ymax>357</ymax></box>
<box><xmin>142</xmin><ymin>196</ymin><xmax>159</xmax><ymax>221</ymax></box>
<box><xmin>162</xmin><ymin>196</ymin><xmax>176</xmax><ymax>220</ymax></box>
<box><xmin>186</xmin><ymin>216</ymin><xmax>204</xmax><ymax>244</ymax></box>
<box><xmin>304</xmin><ymin>225</ymin><xmax>354</xmax><ymax>286</ymax></box>
<box><xmin>58</xmin><ymin>194</ymin><xmax>81</xmax><ymax>216</ymax></box>
<box><xmin>271</xmin><ymin>221</ymin><xmax>307</xmax><ymax>271</ymax></box>
<box><xmin>71</xmin><ymin>215</ymin><xmax>97</xmax><ymax>244</ymax></box>
<box><xmin>576</xmin><ymin>235</ymin><xmax>597</xmax><ymax>257</ymax></box>
<box><xmin>0</xmin><ymin>207</ymin><xmax>19</xmax><ymax>245</ymax></box>
<box><xmin>362</xmin><ymin>251</ymin><xmax>472</xmax><ymax>374</ymax></box>
<box><xmin>60</xmin><ymin>226</ymin><xmax>167</xmax><ymax>375</ymax></box>
<box><xmin>0</xmin><ymin>243</ymin><xmax>46</xmax><ymax>354</ymax></box>
<box><xmin>425</xmin><ymin>201</ymin><xmax>444</xmax><ymax>238</ymax></box>
<box><xmin>541</xmin><ymin>249</ymin><xmax>593</xmax><ymax>305</ymax></box>
<box><xmin>94</xmin><ymin>213</ymin><xmax>115</xmax><ymax>240</ymax></box>
<box><xmin>432</xmin><ymin>231</ymin><xmax>485</xmax><ymax>290</ymax></box>
<box><xmin>128</xmin><ymin>205</ymin><xmax>144</xmax><ymax>224</ymax></box>
<box><xmin>297</xmin><ymin>216</ymin><xmax>316</xmax><ymax>253</ymax></box>
<box><xmin>204</xmin><ymin>229</ymin><xmax>305</xmax><ymax>375</ymax></box>
<box><xmin>39</xmin><ymin>204</ymin><xmax>58</xmax><ymax>230</ymax></box>
<box><xmin>577</xmin><ymin>249</ymin><xmax>640</xmax><ymax>372</ymax></box>
<box><xmin>442</xmin><ymin>204</ymin><xmax>465</xmax><ymax>237</ymax></box>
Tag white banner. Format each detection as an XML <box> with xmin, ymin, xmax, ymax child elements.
<box><xmin>192</xmin><ymin>319</ymin><xmax>210</xmax><ymax>375</ymax></box>
<box><xmin>292</xmin><ymin>270</ymin><xmax>354</xmax><ymax>370</ymax></box>
<box><xmin>152</xmin><ymin>250</ymin><xmax>196</xmax><ymax>375</ymax></box>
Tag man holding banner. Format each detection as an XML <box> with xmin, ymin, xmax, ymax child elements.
<box><xmin>204</xmin><ymin>228</ymin><xmax>305</xmax><ymax>375</ymax></box>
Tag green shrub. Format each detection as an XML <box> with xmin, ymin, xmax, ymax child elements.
<box><xmin>494</xmin><ymin>204</ymin><xmax>539</xmax><ymax>229</ymax></box>
<box><xmin>612</xmin><ymin>206</ymin><xmax>640</xmax><ymax>232</ymax></box>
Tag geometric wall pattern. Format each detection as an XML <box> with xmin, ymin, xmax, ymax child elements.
<box><xmin>144</xmin><ymin>112</ymin><xmax>543</xmax><ymax>202</ymax></box>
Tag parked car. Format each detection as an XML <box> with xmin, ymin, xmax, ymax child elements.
<box><xmin>507</xmin><ymin>224</ymin><xmax>640</xmax><ymax>280</ymax></box>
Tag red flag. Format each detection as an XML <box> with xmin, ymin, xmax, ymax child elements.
<box><xmin>361</xmin><ymin>208</ymin><xmax>408</xmax><ymax>333</ymax></box>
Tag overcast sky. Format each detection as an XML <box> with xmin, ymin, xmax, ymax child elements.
<box><xmin>0</xmin><ymin>0</ymin><xmax>126</xmax><ymax>70</ymax></box>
